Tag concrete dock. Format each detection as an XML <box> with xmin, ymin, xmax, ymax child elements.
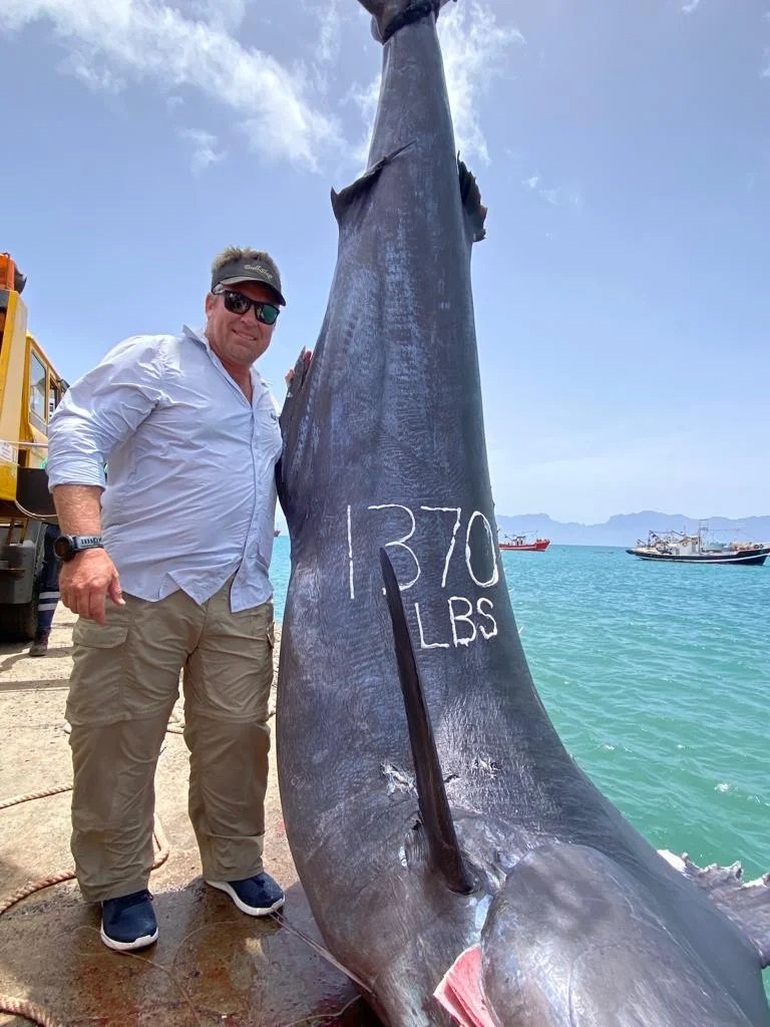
<box><xmin>0</xmin><ymin>608</ymin><xmax>381</xmax><ymax>1027</ymax></box>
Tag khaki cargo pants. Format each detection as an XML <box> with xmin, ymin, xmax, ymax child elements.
<box><xmin>65</xmin><ymin>579</ymin><xmax>275</xmax><ymax>903</ymax></box>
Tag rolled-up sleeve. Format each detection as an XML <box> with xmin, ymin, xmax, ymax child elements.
<box><xmin>47</xmin><ymin>336</ymin><xmax>167</xmax><ymax>490</ymax></box>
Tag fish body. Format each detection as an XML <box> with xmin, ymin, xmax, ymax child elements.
<box><xmin>277</xmin><ymin>2</ymin><xmax>770</xmax><ymax>1023</ymax></box>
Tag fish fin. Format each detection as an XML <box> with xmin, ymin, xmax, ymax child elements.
<box><xmin>277</xmin><ymin>348</ymin><xmax>313</xmax><ymax>506</ymax></box>
<box><xmin>279</xmin><ymin>347</ymin><xmax>311</xmax><ymax>433</ymax></box>
<box><xmin>434</xmin><ymin>945</ymin><xmax>496</xmax><ymax>1027</ymax></box>
<box><xmin>661</xmin><ymin>850</ymin><xmax>770</xmax><ymax>967</ymax></box>
<box><xmin>286</xmin><ymin>347</ymin><xmax>312</xmax><ymax>399</ymax></box>
<box><xmin>379</xmin><ymin>548</ymin><xmax>474</xmax><ymax>894</ymax></box>
<box><xmin>331</xmin><ymin>142</ymin><xmax>415</xmax><ymax>221</ymax></box>
<box><xmin>458</xmin><ymin>156</ymin><xmax>487</xmax><ymax>243</ymax></box>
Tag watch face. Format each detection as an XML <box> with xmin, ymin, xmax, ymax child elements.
<box><xmin>53</xmin><ymin>536</ymin><xmax>73</xmax><ymax>560</ymax></box>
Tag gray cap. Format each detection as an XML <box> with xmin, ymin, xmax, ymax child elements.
<box><xmin>212</xmin><ymin>256</ymin><xmax>286</xmax><ymax>306</ymax></box>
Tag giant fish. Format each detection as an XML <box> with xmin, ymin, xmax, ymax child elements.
<box><xmin>276</xmin><ymin>0</ymin><xmax>770</xmax><ymax>1023</ymax></box>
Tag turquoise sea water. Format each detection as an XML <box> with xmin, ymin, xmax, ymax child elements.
<box><xmin>271</xmin><ymin>539</ymin><xmax>769</xmax><ymax>994</ymax></box>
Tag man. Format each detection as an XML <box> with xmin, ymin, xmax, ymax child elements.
<box><xmin>47</xmin><ymin>247</ymin><xmax>286</xmax><ymax>952</ymax></box>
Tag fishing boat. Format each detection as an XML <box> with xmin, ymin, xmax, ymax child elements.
<box><xmin>498</xmin><ymin>533</ymin><xmax>551</xmax><ymax>552</ymax></box>
<box><xmin>626</xmin><ymin>529</ymin><xmax>770</xmax><ymax>566</ymax></box>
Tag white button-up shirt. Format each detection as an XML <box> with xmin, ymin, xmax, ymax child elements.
<box><xmin>47</xmin><ymin>325</ymin><xmax>283</xmax><ymax>612</ymax></box>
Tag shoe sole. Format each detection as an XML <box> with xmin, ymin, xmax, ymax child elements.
<box><xmin>205</xmin><ymin>879</ymin><xmax>285</xmax><ymax>917</ymax></box>
<box><xmin>100</xmin><ymin>926</ymin><xmax>159</xmax><ymax>952</ymax></box>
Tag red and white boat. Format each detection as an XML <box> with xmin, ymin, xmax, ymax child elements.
<box><xmin>498</xmin><ymin>533</ymin><xmax>551</xmax><ymax>552</ymax></box>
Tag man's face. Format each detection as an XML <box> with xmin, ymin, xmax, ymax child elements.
<box><xmin>204</xmin><ymin>280</ymin><xmax>279</xmax><ymax>370</ymax></box>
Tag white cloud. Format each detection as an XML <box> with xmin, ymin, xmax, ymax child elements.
<box><xmin>438</xmin><ymin>1</ymin><xmax>525</xmax><ymax>163</ymax></box>
<box><xmin>184</xmin><ymin>0</ymin><xmax>248</xmax><ymax>32</ymax></box>
<box><xmin>681</xmin><ymin>0</ymin><xmax>701</xmax><ymax>12</ymax></box>
<box><xmin>523</xmin><ymin>172</ymin><xmax>581</xmax><ymax>209</ymax></box>
<box><xmin>347</xmin><ymin>1</ymin><xmax>523</xmax><ymax>167</ymax></box>
<box><xmin>347</xmin><ymin>76</ymin><xmax>382</xmax><ymax>169</ymax></box>
<box><xmin>545</xmin><ymin>186</ymin><xmax>581</xmax><ymax>207</ymax></box>
<box><xmin>303</xmin><ymin>0</ymin><xmax>346</xmax><ymax>98</ymax></box>
<box><xmin>1</xmin><ymin>0</ymin><xmax>341</xmax><ymax>169</ymax></box>
<box><xmin>63</xmin><ymin>50</ymin><xmax>124</xmax><ymax>92</ymax></box>
<box><xmin>1</xmin><ymin>0</ymin><xmax>519</xmax><ymax>171</ymax></box>
<box><xmin>179</xmin><ymin>127</ymin><xmax>225</xmax><ymax>174</ymax></box>
<box><xmin>316</xmin><ymin>0</ymin><xmax>343</xmax><ymax>67</ymax></box>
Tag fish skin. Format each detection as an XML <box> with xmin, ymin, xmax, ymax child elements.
<box><xmin>276</xmin><ymin>3</ymin><xmax>770</xmax><ymax>1024</ymax></box>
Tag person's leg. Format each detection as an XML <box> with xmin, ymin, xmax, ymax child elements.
<box><xmin>184</xmin><ymin>584</ymin><xmax>278</xmax><ymax>910</ymax></box>
<box><xmin>30</xmin><ymin>525</ymin><xmax>60</xmax><ymax>656</ymax></box>
<box><xmin>67</xmin><ymin>590</ymin><xmax>202</xmax><ymax>903</ymax></box>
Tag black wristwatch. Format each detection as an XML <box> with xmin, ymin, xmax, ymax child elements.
<box><xmin>53</xmin><ymin>534</ymin><xmax>105</xmax><ymax>562</ymax></box>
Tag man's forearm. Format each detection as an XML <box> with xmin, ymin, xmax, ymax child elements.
<box><xmin>52</xmin><ymin>485</ymin><xmax>104</xmax><ymax>535</ymax></box>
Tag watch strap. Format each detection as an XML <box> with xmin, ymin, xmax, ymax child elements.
<box><xmin>72</xmin><ymin>534</ymin><xmax>103</xmax><ymax>550</ymax></box>
<box><xmin>54</xmin><ymin>534</ymin><xmax>105</xmax><ymax>561</ymax></box>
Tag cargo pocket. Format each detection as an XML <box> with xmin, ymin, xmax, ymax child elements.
<box><xmin>259</xmin><ymin>617</ymin><xmax>277</xmax><ymax>720</ymax></box>
<box><xmin>72</xmin><ymin>617</ymin><xmax>130</xmax><ymax>650</ymax></box>
<box><xmin>67</xmin><ymin>617</ymin><xmax>131</xmax><ymax>726</ymax></box>
<box><xmin>243</xmin><ymin>607</ymin><xmax>275</xmax><ymax>719</ymax></box>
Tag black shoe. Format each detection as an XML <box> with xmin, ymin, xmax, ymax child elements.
<box><xmin>100</xmin><ymin>889</ymin><xmax>158</xmax><ymax>951</ymax></box>
<box><xmin>29</xmin><ymin>634</ymin><xmax>49</xmax><ymax>657</ymax></box>
<box><xmin>205</xmin><ymin>873</ymin><xmax>285</xmax><ymax>916</ymax></box>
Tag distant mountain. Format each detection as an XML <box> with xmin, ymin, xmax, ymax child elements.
<box><xmin>495</xmin><ymin>511</ymin><xmax>770</xmax><ymax>548</ymax></box>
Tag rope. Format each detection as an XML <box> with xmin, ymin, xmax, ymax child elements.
<box><xmin>270</xmin><ymin>910</ymin><xmax>372</xmax><ymax>993</ymax></box>
<box><xmin>382</xmin><ymin>0</ymin><xmax>440</xmax><ymax>42</ymax></box>
<box><xmin>0</xmin><ymin>756</ymin><xmax>365</xmax><ymax>1023</ymax></box>
<box><xmin>0</xmin><ymin>784</ymin><xmax>74</xmax><ymax>1026</ymax></box>
<box><xmin>0</xmin><ymin>996</ymin><xmax>66</xmax><ymax>1027</ymax></box>
<box><xmin>0</xmin><ymin>817</ymin><xmax>169</xmax><ymax>917</ymax></box>
<box><xmin>0</xmin><ymin>869</ymin><xmax>76</xmax><ymax>918</ymax></box>
<box><xmin>0</xmin><ymin>785</ymin><xmax>72</xmax><ymax>811</ymax></box>
<box><xmin>0</xmin><ymin>783</ymin><xmax>170</xmax><ymax>1027</ymax></box>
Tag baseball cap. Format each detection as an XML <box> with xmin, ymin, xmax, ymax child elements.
<box><xmin>211</xmin><ymin>255</ymin><xmax>286</xmax><ymax>306</ymax></box>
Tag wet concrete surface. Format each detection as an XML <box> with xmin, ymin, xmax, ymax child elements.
<box><xmin>0</xmin><ymin>608</ymin><xmax>384</xmax><ymax>1027</ymax></box>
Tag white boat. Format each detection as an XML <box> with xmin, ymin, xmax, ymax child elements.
<box><xmin>626</xmin><ymin>528</ymin><xmax>770</xmax><ymax>567</ymax></box>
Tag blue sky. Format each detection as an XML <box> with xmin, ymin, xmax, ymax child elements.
<box><xmin>2</xmin><ymin>0</ymin><xmax>769</xmax><ymax>523</ymax></box>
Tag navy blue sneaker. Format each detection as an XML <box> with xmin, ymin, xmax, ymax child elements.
<box><xmin>206</xmin><ymin>873</ymin><xmax>285</xmax><ymax>916</ymax></box>
<box><xmin>100</xmin><ymin>889</ymin><xmax>158</xmax><ymax>952</ymax></box>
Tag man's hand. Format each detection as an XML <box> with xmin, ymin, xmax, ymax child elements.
<box><xmin>58</xmin><ymin>548</ymin><xmax>125</xmax><ymax>624</ymax></box>
<box><xmin>285</xmin><ymin>348</ymin><xmax>313</xmax><ymax>388</ymax></box>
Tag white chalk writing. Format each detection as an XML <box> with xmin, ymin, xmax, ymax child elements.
<box><xmin>348</xmin><ymin>503</ymin><xmax>502</xmax><ymax>651</ymax></box>
<box><xmin>465</xmin><ymin>511</ymin><xmax>499</xmax><ymax>588</ymax></box>
<box><xmin>368</xmin><ymin>503</ymin><xmax>420</xmax><ymax>590</ymax></box>
<box><xmin>347</xmin><ymin>504</ymin><xmax>355</xmax><ymax>600</ymax></box>
<box><xmin>420</xmin><ymin>506</ymin><xmax>462</xmax><ymax>588</ymax></box>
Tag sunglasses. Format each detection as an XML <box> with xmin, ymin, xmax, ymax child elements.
<box><xmin>214</xmin><ymin>286</ymin><xmax>280</xmax><ymax>326</ymax></box>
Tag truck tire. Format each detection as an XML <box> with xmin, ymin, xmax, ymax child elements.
<box><xmin>0</xmin><ymin>527</ymin><xmax>46</xmax><ymax>643</ymax></box>
<box><xmin>0</xmin><ymin>589</ymin><xmax>39</xmax><ymax>642</ymax></box>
